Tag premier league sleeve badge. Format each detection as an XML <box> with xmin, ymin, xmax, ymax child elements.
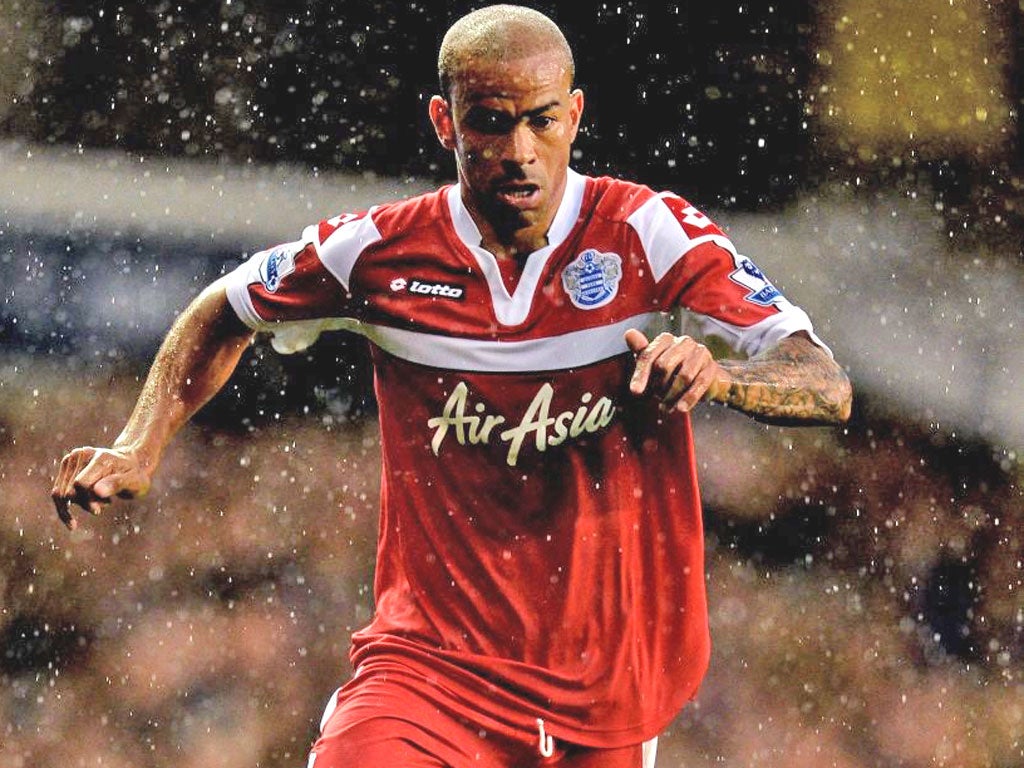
<box><xmin>258</xmin><ymin>244</ymin><xmax>299</xmax><ymax>293</ymax></box>
<box><xmin>561</xmin><ymin>249</ymin><xmax>622</xmax><ymax>309</ymax></box>
<box><xmin>728</xmin><ymin>256</ymin><xmax>782</xmax><ymax>307</ymax></box>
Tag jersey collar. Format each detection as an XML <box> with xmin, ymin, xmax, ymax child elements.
<box><xmin>445</xmin><ymin>169</ymin><xmax>586</xmax><ymax>327</ymax></box>
<box><xmin>447</xmin><ymin>168</ymin><xmax>586</xmax><ymax>256</ymax></box>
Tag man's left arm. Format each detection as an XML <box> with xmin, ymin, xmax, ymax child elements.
<box><xmin>626</xmin><ymin>329</ymin><xmax>852</xmax><ymax>425</ymax></box>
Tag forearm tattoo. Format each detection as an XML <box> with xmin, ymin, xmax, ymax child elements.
<box><xmin>716</xmin><ymin>335</ymin><xmax>852</xmax><ymax>425</ymax></box>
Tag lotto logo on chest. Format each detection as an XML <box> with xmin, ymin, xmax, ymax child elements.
<box><xmin>561</xmin><ymin>249</ymin><xmax>622</xmax><ymax>309</ymax></box>
<box><xmin>390</xmin><ymin>276</ymin><xmax>465</xmax><ymax>300</ymax></box>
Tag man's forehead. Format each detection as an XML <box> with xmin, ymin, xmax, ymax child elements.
<box><xmin>450</xmin><ymin>53</ymin><xmax>571</xmax><ymax>101</ymax></box>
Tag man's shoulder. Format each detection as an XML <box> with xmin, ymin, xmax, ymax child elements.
<box><xmin>581</xmin><ymin>174</ymin><xmax>660</xmax><ymax>224</ymax></box>
<box><xmin>370</xmin><ymin>185</ymin><xmax>452</xmax><ymax>238</ymax></box>
<box><xmin>313</xmin><ymin>186</ymin><xmax>451</xmax><ymax>253</ymax></box>
<box><xmin>579</xmin><ymin>173</ymin><xmax>727</xmax><ymax>248</ymax></box>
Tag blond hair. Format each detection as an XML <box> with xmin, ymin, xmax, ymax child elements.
<box><xmin>437</xmin><ymin>5</ymin><xmax>574</xmax><ymax>96</ymax></box>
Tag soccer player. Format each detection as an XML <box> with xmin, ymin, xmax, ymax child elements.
<box><xmin>52</xmin><ymin>5</ymin><xmax>852</xmax><ymax>767</ymax></box>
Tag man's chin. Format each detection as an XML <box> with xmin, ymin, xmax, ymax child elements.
<box><xmin>486</xmin><ymin>199</ymin><xmax>537</xmax><ymax>233</ymax></box>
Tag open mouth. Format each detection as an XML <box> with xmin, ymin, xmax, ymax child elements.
<box><xmin>495</xmin><ymin>182</ymin><xmax>541</xmax><ymax>209</ymax></box>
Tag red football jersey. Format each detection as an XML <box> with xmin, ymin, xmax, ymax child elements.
<box><xmin>224</xmin><ymin>171</ymin><xmax>823</xmax><ymax>747</ymax></box>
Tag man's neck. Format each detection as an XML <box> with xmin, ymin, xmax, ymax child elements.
<box><xmin>460</xmin><ymin>173</ymin><xmax>569</xmax><ymax>262</ymax></box>
<box><xmin>461</xmin><ymin>196</ymin><xmax>552</xmax><ymax>261</ymax></box>
<box><xmin>480</xmin><ymin>228</ymin><xmax>548</xmax><ymax>262</ymax></box>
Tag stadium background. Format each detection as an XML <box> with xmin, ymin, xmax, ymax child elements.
<box><xmin>1</xmin><ymin>1</ymin><xmax>1022</xmax><ymax>766</ymax></box>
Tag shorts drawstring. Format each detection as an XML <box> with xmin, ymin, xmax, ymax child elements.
<box><xmin>536</xmin><ymin>718</ymin><xmax>555</xmax><ymax>758</ymax></box>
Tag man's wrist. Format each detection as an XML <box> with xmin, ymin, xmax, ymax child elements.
<box><xmin>705</xmin><ymin>369</ymin><xmax>734</xmax><ymax>405</ymax></box>
<box><xmin>110</xmin><ymin>436</ymin><xmax>160</xmax><ymax>473</ymax></box>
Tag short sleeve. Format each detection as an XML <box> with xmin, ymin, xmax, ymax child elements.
<box><xmin>223</xmin><ymin>209</ymin><xmax>381</xmax><ymax>353</ymax></box>
<box><xmin>627</xmin><ymin>193</ymin><xmax>830</xmax><ymax>358</ymax></box>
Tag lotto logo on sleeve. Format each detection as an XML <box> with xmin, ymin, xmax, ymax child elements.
<box><xmin>318</xmin><ymin>210</ymin><xmax>369</xmax><ymax>244</ymax></box>
<box><xmin>258</xmin><ymin>245</ymin><xmax>298</xmax><ymax>293</ymax></box>
<box><xmin>729</xmin><ymin>256</ymin><xmax>782</xmax><ymax>306</ymax></box>
<box><xmin>660</xmin><ymin>195</ymin><xmax>723</xmax><ymax>240</ymax></box>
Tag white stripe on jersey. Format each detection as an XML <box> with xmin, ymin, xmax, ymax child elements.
<box><xmin>315</xmin><ymin>211</ymin><xmax>384</xmax><ymax>290</ymax></box>
<box><xmin>359</xmin><ymin>312</ymin><xmax>662</xmax><ymax>372</ymax></box>
<box><xmin>227</xmin><ymin>312</ymin><xmax>662</xmax><ymax>371</ymax></box>
<box><xmin>626</xmin><ymin>192</ymin><xmax>737</xmax><ymax>282</ymax></box>
<box><xmin>224</xmin><ymin>268</ymin><xmax>263</xmax><ymax>331</ymax></box>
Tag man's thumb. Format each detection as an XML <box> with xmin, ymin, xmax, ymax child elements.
<box><xmin>92</xmin><ymin>477</ymin><xmax>121</xmax><ymax>500</ymax></box>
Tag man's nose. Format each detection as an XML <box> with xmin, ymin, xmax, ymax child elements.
<box><xmin>506</xmin><ymin>122</ymin><xmax>537</xmax><ymax>165</ymax></box>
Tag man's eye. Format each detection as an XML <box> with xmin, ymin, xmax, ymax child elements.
<box><xmin>465</xmin><ymin>110</ymin><xmax>514</xmax><ymax>134</ymax></box>
<box><xmin>530</xmin><ymin>115</ymin><xmax>555</xmax><ymax>130</ymax></box>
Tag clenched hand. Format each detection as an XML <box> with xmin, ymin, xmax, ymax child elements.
<box><xmin>51</xmin><ymin>446</ymin><xmax>151</xmax><ymax>530</ymax></box>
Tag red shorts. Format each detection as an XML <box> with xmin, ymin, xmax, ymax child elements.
<box><xmin>307</xmin><ymin>664</ymin><xmax>656</xmax><ymax>768</ymax></box>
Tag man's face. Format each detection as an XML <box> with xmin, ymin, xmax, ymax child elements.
<box><xmin>430</xmin><ymin>49</ymin><xmax>583</xmax><ymax>243</ymax></box>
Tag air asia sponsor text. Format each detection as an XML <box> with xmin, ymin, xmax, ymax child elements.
<box><xmin>427</xmin><ymin>382</ymin><xmax>616</xmax><ymax>466</ymax></box>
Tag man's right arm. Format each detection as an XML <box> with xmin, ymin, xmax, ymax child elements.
<box><xmin>51</xmin><ymin>276</ymin><xmax>254</xmax><ymax>529</ymax></box>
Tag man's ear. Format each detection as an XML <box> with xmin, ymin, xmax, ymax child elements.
<box><xmin>429</xmin><ymin>95</ymin><xmax>456</xmax><ymax>150</ymax></box>
<box><xmin>568</xmin><ymin>88</ymin><xmax>584</xmax><ymax>144</ymax></box>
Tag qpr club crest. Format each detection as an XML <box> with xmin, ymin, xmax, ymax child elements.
<box><xmin>561</xmin><ymin>249</ymin><xmax>622</xmax><ymax>309</ymax></box>
<box><xmin>258</xmin><ymin>245</ymin><xmax>298</xmax><ymax>293</ymax></box>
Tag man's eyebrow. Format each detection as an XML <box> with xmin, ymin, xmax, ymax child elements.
<box><xmin>522</xmin><ymin>101</ymin><xmax>561</xmax><ymax>117</ymax></box>
<box><xmin>464</xmin><ymin>99</ymin><xmax>562</xmax><ymax>116</ymax></box>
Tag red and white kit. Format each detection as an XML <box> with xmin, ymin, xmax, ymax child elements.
<box><xmin>224</xmin><ymin>170</ymin><xmax>821</xmax><ymax>757</ymax></box>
